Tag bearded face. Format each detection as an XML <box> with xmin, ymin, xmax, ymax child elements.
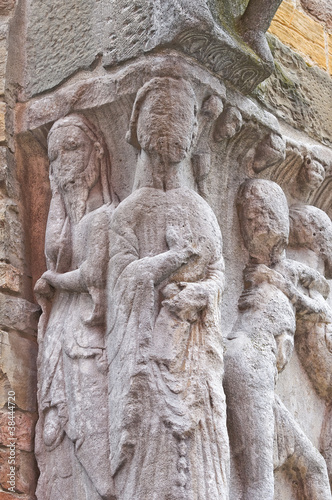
<box><xmin>48</xmin><ymin>125</ymin><xmax>94</xmax><ymax>190</ymax></box>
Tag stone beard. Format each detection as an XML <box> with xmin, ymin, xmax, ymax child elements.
<box><xmin>34</xmin><ymin>114</ymin><xmax>115</xmax><ymax>500</ymax></box>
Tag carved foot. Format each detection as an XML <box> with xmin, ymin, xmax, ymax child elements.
<box><xmin>238</xmin><ymin>22</ymin><xmax>275</xmax><ymax>70</ymax></box>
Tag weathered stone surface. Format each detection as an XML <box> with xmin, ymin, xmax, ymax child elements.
<box><xmin>0</xmin><ymin>448</ymin><xmax>37</xmax><ymax>496</ymax></box>
<box><xmin>254</xmin><ymin>35</ymin><xmax>332</xmax><ymax>147</ymax></box>
<box><xmin>0</xmin><ymin>199</ymin><xmax>24</xmax><ymax>269</ymax></box>
<box><xmin>23</xmin><ymin>0</ymin><xmax>285</xmax><ymax>98</ymax></box>
<box><xmin>300</xmin><ymin>0</ymin><xmax>332</xmax><ymax>29</ymax></box>
<box><xmin>0</xmin><ymin>411</ymin><xmax>36</xmax><ymax>452</ymax></box>
<box><xmin>0</xmin><ymin>297</ymin><xmax>39</xmax><ymax>335</ymax></box>
<box><xmin>0</xmin><ymin>20</ymin><xmax>9</xmax><ymax>96</ymax></box>
<box><xmin>0</xmin><ymin>264</ymin><xmax>21</xmax><ymax>293</ymax></box>
<box><xmin>0</xmin><ymin>330</ymin><xmax>38</xmax><ymax>411</ymax></box>
<box><xmin>269</xmin><ymin>0</ymin><xmax>327</xmax><ymax>70</ymax></box>
<box><xmin>24</xmin><ymin>0</ymin><xmax>98</xmax><ymax>97</ymax></box>
<box><xmin>0</xmin><ymin>103</ymin><xmax>5</xmax><ymax>143</ymax></box>
<box><xmin>0</xmin><ymin>0</ymin><xmax>15</xmax><ymax>15</ymax></box>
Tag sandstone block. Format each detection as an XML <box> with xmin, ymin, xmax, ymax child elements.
<box><xmin>0</xmin><ymin>264</ymin><xmax>21</xmax><ymax>293</ymax></box>
<box><xmin>0</xmin><ymin>296</ymin><xmax>39</xmax><ymax>335</ymax></box>
<box><xmin>0</xmin><ymin>103</ymin><xmax>5</xmax><ymax>143</ymax></box>
<box><xmin>0</xmin><ymin>330</ymin><xmax>38</xmax><ymax>412</ymax></box>
<box><xmin>0</xmin><ymin>448</ymin><xmax>37</xmax><ymax>496</ymax></box>
<box><xmin>25</xmin><ymin>0</ymin><xmax>97</xmax><ymax>96</ymax></box>
<box><xmin>269</xmin><ymin>0</ymin><xmax>327</xmax><ymax>69</ymax></box>
<box><xmin>0</xmin><ymin>199</ymin><xmax>24</xmax><ymax>269</ymax></box>
<box><xmin>0</xmin><ymin>411</ymin><xmax>36</xmax><ymax>452</ymax></box>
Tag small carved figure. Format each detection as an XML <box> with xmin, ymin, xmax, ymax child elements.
<box><xmin>224</xmin><ymin>179</ymin><xmax>331</xmax><ymax>500</ymax></box>
<box><xmin>238</xmin><ymin>0</ymin><xmax>283</xmax><ymax>65</ymax></box>
<box><xmin>34</xmin><ymin>114</ymin><xmax>115</xmax><ymax>500</ymax></box>
<box><xmin>107</xmin><ymin>77</ymin><xmax>229</xmax><ymax>500</ymax></box>
<box><xmin>288</xmin><ymin>203</ymin><xmax>332</xmax><ymax>486</ymax></box>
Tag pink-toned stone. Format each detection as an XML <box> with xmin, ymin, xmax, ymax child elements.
<box><xmin>0</xmin><ymin>0</ymin><xmax>15</xmax><ymax>14</ymax></box>
<box><xmin>0</xmin><ymin>331</ymin><xmax>37</xmax><ymax>412</ymax></box>
<box><xmin>0</xmin><ymin>448</ymin><xmax>37</xmax><ymax>496</ymax></box>
<box><xmin>0</xmin><ymin>264</ymin><xmax>21</xmax><ymax>293</ymax></box>
<box><xmin>300</xmin><ymin>0</ymin><xmax>332</xmax><ymax>29</ymax></box>
<box><xmin>0</xmin><ymin>411</ymin><xmax>36</xmax><ymax>452</ymax></box>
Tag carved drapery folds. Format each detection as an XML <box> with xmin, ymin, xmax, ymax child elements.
<box><xmin>28</xmin><ymin>60</ymin><xmax>332</xmax><ymax>498</ymax></box>
<box><xmin>16</xmin><ymin>2</ymin><xmax>330</xmax><ymax>495</ymax></box>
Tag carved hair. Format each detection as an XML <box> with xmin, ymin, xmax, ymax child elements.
<box><xmin>126</xmin><ymin>77</ymin><xmax>198</xmax><ymax>149</ymax></box>
<box><xmin>237</xmin><ymin>178</ymin><xmax>288</xmax><ymax>210</ymax></box>
<box><xmin>48</xmin><ymin>113</ymin><xmax>112</xmax><ymax>204</ymax></box>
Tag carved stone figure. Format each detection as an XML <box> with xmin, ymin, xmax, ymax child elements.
<box><xmin>106</xmin><ymin>77</ymin><xmax>229</xmax><ymax>500</ymax></box>
<box><xmin>238</xmin><ymin>0</ymin><xmax>283</xmax><ymax>66</ymax></box>
<box><xmin>288</xmin><ymin>204</ymin><xmax>332</xmax><ymax>486</ymax></box>
<box><xmin>224</xmin><ymin>179</ymin><xmax>331</xmax><ymax>500</ymax></box>
<box><xmin>34</xmin><ymin>114</ymin><xmax>115</xmax><ymax>500</ymax></box>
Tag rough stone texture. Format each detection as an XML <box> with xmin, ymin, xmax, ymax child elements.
<box><xmin>24</xmin><ymin>0</ymin><xmax>98</xmax><ymax>97</ymax></box>
<box><xmin>0</xmin><ymin>298</ymin><xmax>39</xmax><ymax>337</ymax></box>
<box><xmin>0</xmin><ymin>263</ymin><xmax>21</xmax><ymax>293</ymax></box>
<box><xmin>2</xmin><ymin>1</ymin><xmax>332</xmax><ymax>499</ymax></box>
<box><xmin>269</xmin><ymin>0</ymin><xmax>327</xmax><ymax>70</ymax></box>
<box><xmin>254</xmin><ymin>34</ymin><xmax>332</xmax><ymax>147</ymax></box>
<box><xmin>21</xmin><ymin>0</ymin><xmax>284</xmax><ymax>98</ymax></box>
<box><xmin>0</xmin><ymin>411</ymin><xmax>36</xmax><ymax>452</ymax></box>
<box><xmin>0</xmin><ymin>330</ymin><xmax>38</xmax><ymax>411</ymax></box>
<box><xmin>0</xmin><ymin>448</ymin><xmax>37</xmax><ymax>496</ymax></box>
<box><xmin>300</xmin><ymin>0</ymin><xmax>332</xmax><ymax>30</ymax></box>
<box><xmin>0</xmin><ymin>0</ymin><xmax>15</xmax><ymax>15</ymax></box>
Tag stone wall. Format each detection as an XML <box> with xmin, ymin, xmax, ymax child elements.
<box><xmin>0</xmin><ymin>1</ymin><xmax>331</xmax><ymax>499</ymax></box>
<box><xmin>0</xmin><ymin>1</ymin><xmax>40</xmax><ymax>499</ymax></box>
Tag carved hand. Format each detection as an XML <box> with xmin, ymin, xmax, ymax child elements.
<box><xmin>244</xmin><ymin>264</ymin><xmax>286</xmax><ymax>289</ymax></box>
<box><xmin>34</xmin><ymin>276</ymin><xmax>55</xmax><ymax>298</ymax></box>
<box><xmin>41</xmin><ymin>270</ymin><xmax>61</xmax><ymax>288</ymax></box>
<box><xmin>166</xmin><ymin>220</ymin><xmax>199</xmax><ymax>262</ymax></box>
<box><xmin>163</xmin><ymin>282</ymin><xmax>208</xmax><ymax>322</ymax></box>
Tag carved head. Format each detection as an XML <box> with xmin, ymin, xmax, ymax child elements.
<box><xmin>297</xmin><ymin>155</ymin><xmax>326</xmax><ymax>192</ymax></box>
<box><xmin>213</xmin><ymin>105</ymin><xmax>243</xmax><ymax>141</ymax></box>
<box><xmin>237</xmin><ymin>179</ymin><xmax>289</xmax><ymax>264</ymax></box>
<box><xmin>48</xmin><ymin>114</ymin><xmax>111</xmax><ymax>203</ymax></box>
<box><xmin>127</xmin><ymin>77</ymin><xmax>198</xmax><ymax>164</ymax></box>
<box><xmin>289</xmin><ymin>204</ymin><xmax>332</xmax><ymax>279</ymax></box>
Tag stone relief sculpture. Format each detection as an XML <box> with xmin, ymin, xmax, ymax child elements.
<box><xmin>224</xmin><ymin>179</ymin><xmax>331</xmax><ymax>500</ymax></box>
<box><xmin>106</xmin><ymin>77</ymin><xmax>229</xmax><ymax>500</ymax></box>
<box><xmin>34</xmin><ymin>114</ymin><xmax>115</xmax><ymax>500</ymax></box>
<box><xmin>288</xmin><ymin>204</ymin><xmax>332</xmax><ymax>486</ymax></box>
